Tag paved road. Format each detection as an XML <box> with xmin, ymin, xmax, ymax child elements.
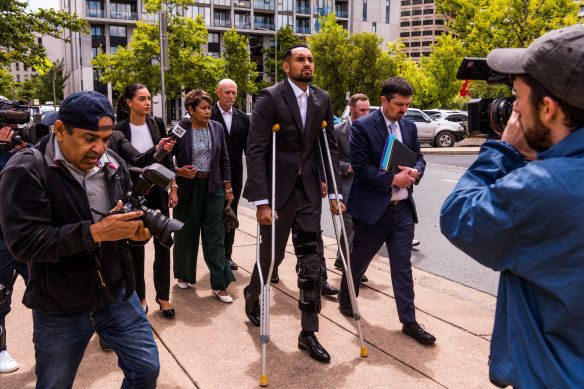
<box><xmin>240</xmin><ymin>153</ymin><xmax>500</xmax><ymax>297</ymax></box>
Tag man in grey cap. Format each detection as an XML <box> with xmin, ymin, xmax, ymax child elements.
<box><xmin>440</xmin><ymin>25</ymin><xmax>584</xmax><ymax>388</ymax></box>
<box><xmin>0</xmin><ymin>91</ymin><xmax>160</xmax><ymax>387</ymax></box>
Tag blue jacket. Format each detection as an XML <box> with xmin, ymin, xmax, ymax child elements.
<box><xmin>440</xmin><ymin>130</ymin><xmax>584</xmax><ymax>388</ymax></box>
<box><xmin>347</xmin><ymin>109</ymin><xmax>425</xmax><ymax>225</ymax></box>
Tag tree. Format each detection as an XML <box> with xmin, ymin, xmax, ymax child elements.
<box><xmin>261</xmin><ymin>25</ymin><xmax>301</xmax><ymax>87</ymax></box>
<box><xmin>436</xmin><ymin>0</ymin><xmax>579</xmax><ymax>56</ymax></box>
<box><xmin>14</xmin><ymin>60</ymin><xmax>69</xmax><ymax>104</ymax></box>
<box><xmin>0</xmin><ymin>0</ymin><xmax>87</xmax><ymax>68</ymax></box>
<box><xmin>222</xmin><ymin>29</ymin><xmax>258</xmax><ymax>106</ymax></box>
<box><xmin>92</xmin><ymin>0</ymin><xmax>224</xmax><ymax>105</ymax></box>
<box><xmin>0</xmin><ymin>69</ymin><xmax>14</xmax><ymax>99</ymax></box>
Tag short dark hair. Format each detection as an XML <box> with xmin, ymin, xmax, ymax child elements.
<box><xmin>381</xmin><ymin>77</ymin><xmax>413</xmax><ymax>101</ymax></box>
<box><xmin>283</xmin><ymin>44</ymin><xmax>310</xmax><ymax>62</ymax></box>
<box><xmin>349</xmin><ymin>93</ymin><xmax>369</xmax><ymax>108</ymax></box>
<box><xmin>517</xmin><ymin>74</ymin><xmax>584</xmax><ymax>131</ymax></box>
<box><xmin>184</xmin><ymin>89</ymin><xmax>213</xmax><ymax>112</ymax></box>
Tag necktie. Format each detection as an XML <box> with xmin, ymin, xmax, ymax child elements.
<box><xmin>389</xmin><ymin>122</ymin><xmax>397</xmax><ymax>136</ymax></box>
<box><xmin>299</xmin><ymin>92</ymin><xmax>307</xmax><ymax>128</ymax></box>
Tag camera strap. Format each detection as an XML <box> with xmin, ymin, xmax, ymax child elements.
<box><xmin>94</xmin><ymin>243</ymin><xmax>135</xmax><ymax>304</ymax></box>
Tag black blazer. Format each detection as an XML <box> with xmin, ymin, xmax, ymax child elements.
<box><xmin>107</xmin><ymin>130</ymin><xmax>157</xmax><ymax>168</ymax></box>
<box><xmin>243</xmin><ymin>79</ymin><xmax>342</xmax><ymax>209</ymax></box>
<box><xmin>333</xmin><ymin>119</ymin><xmax>353</xmax><ymax>195</ymax></box>
<box><xmin>174</xmin><ymin>118</ymin><xmax>231</xmax><ymax>199</ymax></box>
<box><xmin>114</xmin><ymin>116</ymin><xmax>172</xmax><ymax>210</ymax></box>
<box><xmin>210</xmin><ymin>103</ymin><xmax>249</xmax><ymax>191</ymax></box>
<box><xmin>347</xmin><ymin>109</ymin><xmax>426</xmax><ymax>225</ymax></box>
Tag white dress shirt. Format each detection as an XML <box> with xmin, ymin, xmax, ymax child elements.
<box><xmin>382</xmin><ymin>115</ymin><xmax>408</xmax><ymax>201</ymax></box>
<box><xmin>217</xmin><ymin>102</ymin><xmax>233</xmax><ymax>134</ymax></box>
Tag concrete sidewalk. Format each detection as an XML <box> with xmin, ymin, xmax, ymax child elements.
<box><xmin>2</xmin><ymin>206</ymin><xmax>496</xmax><ymax>389</ymax></box>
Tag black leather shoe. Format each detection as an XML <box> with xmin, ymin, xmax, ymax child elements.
<box><xmin>321</xmin><ymin>281</ymin><xmax>339</xmax><ymax>296</ymax></box>
<box><xmin>334</xmin><ymin>258</ymin><xmax>343</xmax><ymax>269</ymax></box>
<box><xmin>156</xmin><ymin>297</ymin><xmax>175</xmax><ymax>318</ymax></box>
<box><xmin>402</xmin><ymin>322</ymin><xmax>436</xmax><ymax>345</ymax></box>
<box><xmin>360</xmin><ymin>274</ymin><xmax>368</xmax><ymax>283</ymax></box>
<box><xmin>270</xmin><ymin>274</ymin><xmax>279</xmax><ymax>284</ymax></box>
<box><xmin>338</xmin><ymin>294</ymin><xmax>353</xmax><ymax>318</ymax></box>
<box><xmin>244</xmin><ymin>286</ymin><xmax>260</xmax><ymax>327</ymax></box>
<box><xmin>298</xmin><ymin>332</ymin><xmax>330</xmax><ymax>363</ymax></box>
<box><xmin>227</xmin><ymin>259</ymin><xmax>238</xmax><ymax>270</ymax></box>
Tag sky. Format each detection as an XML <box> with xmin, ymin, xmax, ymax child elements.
<box><xmin>27</xmin><ymin>0</ymin><xmax>60</xmax><ymax>11</ymax></box>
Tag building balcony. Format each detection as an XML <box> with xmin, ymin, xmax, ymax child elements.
<box><xmin>254</xmin><ymin>22</ymin><xmax>275</xmax><ymax>30</ymax></box>
<box><xmin>110</xmin><ymin>11</ymin><xmax>138</xmax><ymax>20</ymax></box>
<box><xmin>335</xmin><ymin>9</ymin><xmax>348</xmax><ymax>17</ymax></box>
<box><xmin>213</xmin><ymin>19</ymin><xmax>231</xmax><ymax>27</ymax></box>
<box><xmin>296</xmin><ymin>26</ymin><xmax>310</xmax><ymax>34</ymax></box>
<box><xmin>234</xmin><ymin>21</ymin><xmax>251</xmax><ymax>28</ymax></box>
<box><xmin>233</xmin><ymin>0</ymin><xmax>251</xmax><ymax>7</ymax></box>
<box><xmin>86</xmin><ymin>9</ymin><xmax>106</xmax><ymax>17</ymax></box>
<box><xmin>214</xmin><ymin>0</ymin><xmax>231</xmax><ymax>6</ymax></box>
<box><xmin>296</xmin><ymin>6</ymin><xmax>310</xmax><ymax>14</ymax></box>
<box><xmin>254</xmin><ymin>0</ymin><xmax>275</xmax><ymax>11</ymax></box>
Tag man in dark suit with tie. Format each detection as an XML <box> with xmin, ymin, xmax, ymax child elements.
<box><xmin>338</xmin><ymin>77</ymin><xmax>436</xmax><ymax>345</ymax></box>
<box><xmin>211</xmin><ymin>79</ymin><xmax>250</xmax><ymax>271</ymax></box>
<box><xmin>243</xmin><ymin>44</ymin><xmax>343</xmax><ymax>363</ymax></box>
<box><xmin>333</xmin><ymin>93</ymin><xmax>370</xmax><ymax>283</ymax></box>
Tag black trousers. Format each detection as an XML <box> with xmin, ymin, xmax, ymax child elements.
<box><xmin>224</xmin><ymin>182</ymin><xmax>242</xmax><ymax>261</ymax></box>
<box><xmin>245</xmin><ymin>179</ymin><xmax>322</xmax><ymax>332</ymax></box>
<box><xmin>130</xmin><ymin>184</ymin><xmax>171</xmax><ymax>302</ymax></box>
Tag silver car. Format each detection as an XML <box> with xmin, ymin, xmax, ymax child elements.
<box><xmin>405</xmin><ymin>108</ymin><xmax>466</xmax><ymax>147</ymax></box>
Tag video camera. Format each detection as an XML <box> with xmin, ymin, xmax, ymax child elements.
<box><xmin>119</xmin><ymin>163</ymin><xmax>184</xmax><ymax>248</ymax></box>
<box><xmin>456</xmin><ymin>57</ymin><xmax>515</xmax><ymax>138</ymax></box>
<box><xmin>0</xmin><ymin>99</ymin><xmax>51</xmax><ymax>151</ymax></box>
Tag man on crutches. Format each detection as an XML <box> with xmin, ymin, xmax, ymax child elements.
<box><xmin>242</xmin><ymin>44</ymin><xmax>344</xmax><ymax>366</ymax></box>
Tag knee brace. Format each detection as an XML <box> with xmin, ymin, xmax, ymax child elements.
<box><xmin>293</xmin><ymin>231</ymin><xmax>324</xmax><ymax>314</ymax></box>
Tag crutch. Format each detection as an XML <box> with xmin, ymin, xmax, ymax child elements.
<box><xmin>257</xmin><ymin>123</ymin><xmax>280</xmax><ymax>387</ymax></box>
<box><xmin>318</xmin><ymin>120</ymin><xmax>368</xmax><ymax>358</ymax></box>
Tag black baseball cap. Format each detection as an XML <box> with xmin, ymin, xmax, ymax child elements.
<box><xmin>58</xmin><ymin>91</ymin><xmax>115</xmax><ymax>131</ymax></box>
<box><xmin>487</xmin><ymin>25</ymin><xmax>584</xmax><ymax>109</ymax></box>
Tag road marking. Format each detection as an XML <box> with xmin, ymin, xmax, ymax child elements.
<box><xmin>441</xmin><ymin>179</ymin><xmax>459</xmax><ymax>183</ymax></box>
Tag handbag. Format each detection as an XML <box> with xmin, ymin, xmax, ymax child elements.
<box><xmin>223</xmin><ymin>201</ymin><xmax>239</xmax><ymax>233</ymax></box>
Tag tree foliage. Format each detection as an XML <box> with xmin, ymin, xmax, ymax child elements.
<box><xmin>436</xmin><ymin>0</ymin><xmax>579</xmax><ymax>56</ymax></box>
<box><xmin>262</xmin><ymin>25</ymin><xmax>301</xmax><ymax>86</ymax></box>
<box><xmin>0</xmin><ymin>0</ymin><xmax>88</xmax><ymax>68</ymax></box>
<box><xmin>0</xmin><ymin>69</ymin><xmax>14</xmax><ymax>99</ymax></box>
<box><xmin>12</xmin><ymin>60</ymin><xmax>69</xmax><ymax>103</ymax></box>
<box><xmin>222</xmin><ymin>29</ymin><xmax>258</xmax><ymax>106</ymax></box>
<box><xmin>92</xmin><ymin>0</ymin><xmax>224</xmax><ymax>101</ymax></box>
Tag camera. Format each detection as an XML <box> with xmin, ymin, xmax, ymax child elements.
<box><xmin>0</xmin><ymin>99</ymin><xmax>51</xmax><ymax>151</ymax></box>
<box><xmin>120</xmin><ymin>163</ymin><xmax>184</xmax><ymax>247</ymax></box>
<box><xmin>456</xmin><ymin>57</ymin><xmax>515</xmax><ymax>138</ymax></box>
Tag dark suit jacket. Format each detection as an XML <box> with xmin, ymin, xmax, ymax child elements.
<box><xmin>333</xmin><ymin>119</ymin><xmax>353</xmax><ymax>195</ymax></box>
<box><xmin>210</xmin><ymin>103</ymin><xmax>249</xmax><ymax>191</ymax></box>
<box><xmin>107</xmin><ymin>130</ymin><xmax>157</xmax><ymax>168</ymax></box>
<box><xmin>114</xmin><ymin>116</ymin><xmax>172</xmax><ymax>210</ymax></box>
<box><xmin>347</xmin><ymin>109</ymin><xmax>426</xmax><ymax>225</ymax></box>
<box><xmin>174</xmin><ymin>118</ymin><xmax>231</xmax><ymax>199</ymax></box>
<box><xmin>243</xmin><ymin>79</ymin><xmax>341</xmax><ymax>209</ymax></box>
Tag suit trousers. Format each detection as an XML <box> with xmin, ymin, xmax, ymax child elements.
<box><xmin>336</xmin><ymin>192</ymin><xmax>354</xmax><ymax>264</ymax></box>
<box><xmin>223</xmin><ymin>183</ymin><xmax>242</xmax><ymax>261</ymax></box>
<box><xmin>339</xmin><ymin>200</ymin><xmax>416</xmax><ymax>324</ymax></box>
<box><xmin>246</xmin><ymin>178</ymin><xmax>322</xmax><ymax>332</ymax></box>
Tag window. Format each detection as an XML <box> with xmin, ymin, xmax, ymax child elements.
<box><xmin>278</xmin><ymin>0</ymin><xmax>293</xmax><ymax>12</ymax></box>
<box><xmin>234</xmin><ymin>12</ymin><xmax>250</xmax><ymax>28</ymax></box>
<box><xmin>385</xmin><ymin>3</ymin><xmax>390</xmax><ymax>23</ymax></box>
<box><xmin>435</xmin><ymin>30</ymin><xmax>443</xmax><ymax>35</ymax></box>
<box><xmin>410</xmin><ymin>52</ymin><xmax>420</xmax><ymax>57</ymax></box>
<box><xmin>214</xmin><ymin>10</ymin><xmax>230</xmax><ymax>27</ymax></box>
<box><xmin>208</xmin><ymin>32</ymin><xmax>220</xmax><ymax>57</ymax></box>
<box><xmin>110</xmin><ymin>25</ymin><xmax>127</xmax><ymax>37</ymax></box>
<box><xmin>412</xmin><ymin>20</ymin><xmax>421</xmax><ymax>26</ymax></box>
<box><xmin>209</xmin><ymin>32</ymin><xmax>219</xmax><ymax>43</ymax></box>
<box><xmin>412</xmin><ymin>9</ymin><xmax>422</xmax><ymax>15</ymax></box>
<box><xmin>403</xmin><ymin>42</ymin><xmax>410</xmax><ymax>47</ymax></box>
<box><xmin>410</xmin><ymin>42</ymin><xmax>420</xmax><ymax>47</ymax></box>
<box><xmin>422</xmin><ymin>52</ymin><xmax>431</xmax><ymax>56</ymax></box>
<box><xmin>400</xmin><ymin>32</ymin><xmax>410</xmax><ymax>37</ymax></box>
<box><xmin>400</xmin><ymin>21</ymin><xmax>410</xmax><ymax>27</ymax></box>
<box><xmin>91</xmin><ymin>25</ymin><xmax>104</xmax><ymax>36</ymax></box>
<box><xmin>91</xmin><ymin>46</ymin><xmax>104</xmax><ymax>58</ymax></box>
<box><xmin>254</xmin><ymin>0</ymin><xmax>275</xmax><ymax>10</ymax></box>
<box><xmin>15</xmin><ymin>63</ymin><xmax>20</xmax><ymax>71</ymax></box>
<box><xmin>401</xmin><ymin>11</ymin><xmax>410</xmax><ymax>16</ymax></box>
<box><xmin>277</xmin><ymin>14</ymin><xmax>293</xmax><ymax>29</ymax></box>
<box><xmin>411</xmin><ymin>31</ymin><xmax>421</xmax><ymax>36</ymax></box>
<box><xmin>86</xmin><ymin>0</ymin><xmax>105</xmax><ymax>17</ymax></box>
<box><xmin>423</xmin><ymin>30</ymin><xmax>433</xmax><ymax>35</ymax></box>
<box><xmin>110</xmin><ymin>46</ymin><xmax>119</xmax><ymax>55</ymax></box>
<box><xmin>187</xmin><ymin>6</ymin><xmax>211</xmax><ymax>25</ymax></box>
<box><xmin>435</xmin><ymin>19</ymin><xmax>444</xmax><ymax>25</ymax></box>
<box><xmin>254</xmin><ymin>14</ymin><xmax>274</xmax><ymax>30</ymax></box>
<box><xmin>412</xmin><ymin>0</ymin><xmax>422</xmax><ymax>4</ymax></box>
<box><xmin>423</xmin><ymin>8</ymin><xmax>433</xmax><ymax>14</ymax></box>
<box><xmin>372</xmin><ymin>22</ymin><xmax>376</xmax><ymax>33</ymax></box>
<box><xmin>424</xmin><ymin>0</ymin><xmax>434</xmax><ymax>3</ymax></box>
<box><xmin>363</xmin><ymin>0</ymin><xmax>367</xmax><ymax>21</ymax></box>
<box><xmin>401</xmin><ymin>0</ymin><xmax>410</xmax><ymax>4</ymax></box>
<box><xmin>422</xmin><ymin>41</ymin><xmax>432</xmax><ymax>46</ymax></box>
<box><xmin>110</xmin><ymin>2</ymin><xmax>137</xmax><ymax>20</ymax></box>
<box><xmin>16</xmin><ymin>75</ymin><xmax>20</xmax><ymax>82</ymax></box>
<box><xmin>423</xmin><ymin>19</ymin><xmax>433</xmax><ymax>25</ymax></box>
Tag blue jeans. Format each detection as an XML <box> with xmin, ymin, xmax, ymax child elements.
<box><xmin>32</xmin><ymin>289</ymin><xmax>159</xmax><ymax>389</ymax></box>
<box><xmin>0</xmin><ymin>237</ymin><xmax>29</xmax><ymax>352</ymax></box>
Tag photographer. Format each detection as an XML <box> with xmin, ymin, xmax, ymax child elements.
<box><xmin>0</xmin><ymin>91</ymin><xmax>159</xmax><ymax>387</ymax></box>
<box><xmin>0</xmin><ymin>124</ymin><xmax>30</xmax><ymax>373</ymax></box>
<box><xmin>440</xmin><ymin>26</ymin><xmax>584</xmax><ymax>388</ymax></box>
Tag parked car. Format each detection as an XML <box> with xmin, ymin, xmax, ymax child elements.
<box><xmin>430</xmin><ymin>111</ymin><xmax>468</xmax><ymax>132</ymax></box>
<box><xmin>405</xmin><ymin>108</ymin><xmax>466</xmax><ymax>147</ymax></box>
<box><xmin>340</xmin><ymin>105</ymin><xmax>380</xmax><ymax>121</ymax></box>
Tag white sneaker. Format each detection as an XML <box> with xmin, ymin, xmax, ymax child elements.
<box><xmin>0</xmin><ymin>350</ymin><xmax>19</xmax><ymax>373</ymax></box>
<box><xmin>212</xmin><ymin>290</ymin><xmax>233</xmax><ymax>303</ymax></box>
<box><xmin>177</xmin><ymin>279</ymin><xmax>189</xmax><ymax>289</ymax></box>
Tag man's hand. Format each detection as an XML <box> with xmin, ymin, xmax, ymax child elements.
<box><xmin>156</xmin><ymin>137</ymin><xmax>176</xmax><ymax>152</ymax></box>
<box><xmin>349</xmin><ymin>165</ymin><xmax>353</xmax><ymax>173</ymax></box>
<box><xmin>392</xmin><ymin>166</ymin><xmax>416</xmax><ymax>188</ymax></box>
<box><xmin>501</xmin><ymin>111</ymin><xmax>538</xmax><ymax>160</ymax></box>
<box><xmin>330</xmin><ymin>199</ymin><xmax>346</xmax><ymax>215</ymax></box>
<box><xmin>176</xmin><ymin>165</ymin><xmax>198</xmax><ymax>179</ymax></box>
<box><xmin>256</xmin><ymin>204</ymin><xmax>278</xmax><ymax>225</ymax></box>
<box><xmin>0</xmin><ymin>126</ymin><xmax>13</xmax><ymax>141</ymax></box>
<box><xmin>90</xmin><ymin>201</ymin><xmax>151</xmax><ymax>242</ymax></box>
<box><xmin>321</xmin><ymin>182</ymin><xmax>327</xmax><ymax>198</ymax></box>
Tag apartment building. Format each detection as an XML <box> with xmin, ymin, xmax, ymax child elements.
<box><xmin>398</xmin><ymin>0</ymin><xmax>447</xmax><ymax>59</ymax></box>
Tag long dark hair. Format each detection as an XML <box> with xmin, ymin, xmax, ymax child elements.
<box><xmin>116</xmin><ymin>83</ymin><xmax>147</xmax><ymax>122</ymax></box>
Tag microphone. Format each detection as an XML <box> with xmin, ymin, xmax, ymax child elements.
<box><xmin>153</xmin><ymin>122</ymin><xmax>187</xmax><ymax>162</ymax></box>
<box><xmin>0</xmin><ymin>110</ymin><xmax>28</xmax><ymax>121</ymax></box>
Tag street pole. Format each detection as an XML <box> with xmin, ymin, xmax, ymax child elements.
<box><xmin>51</xmin><ymin>68</ymin><xmax>57</xmax><ymax>109</ymax></box>
<box><xmin>159</xmin><ymin>9</ymin><xmax>168</xmax><ymax>125</ymax></box>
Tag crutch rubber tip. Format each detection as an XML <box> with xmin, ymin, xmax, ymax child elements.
<box><xmin>360</xmin><ymin>347</ymin><xmax>368</xmax><ymax>358</ymax></box>
<box><xmin>260</xmin><ymin>374</ymin><xmax>268</xmax><ymax>387</ymax></box>
<box><xmin>272</xmin><ymin>124</ymin><xmax>280</xmax><ymax>132</ymax></box>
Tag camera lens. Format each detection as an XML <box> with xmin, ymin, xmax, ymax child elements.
<box><xmin>140</xmin><ymin>208</ymin><xmax>184</xmax><ymax>248</ymax></box>
<box><xmin>488</xmin><ymin>97</ymin><xmax>515</xmax><ymax>136</ymax></box>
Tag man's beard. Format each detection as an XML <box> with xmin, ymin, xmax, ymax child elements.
<box><xmin>522</xmin><ymin>108</ymin><xmax>553</xmax><ymax>152</ymax></box>
<box><xmin>290</xmin><ymin>72</ymin><xmax>313</xmax><ymax>83</ymax></box>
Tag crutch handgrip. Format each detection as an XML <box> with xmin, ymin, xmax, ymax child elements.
<box><xmin>321</xmin><ymin>121</ymin><xmax>327</xmax><ymax>128</ymax></box>
<box><xmin>272</xmin><ymin>124</ymin><xmax>280</xmax><ymax>132</ymax></box>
